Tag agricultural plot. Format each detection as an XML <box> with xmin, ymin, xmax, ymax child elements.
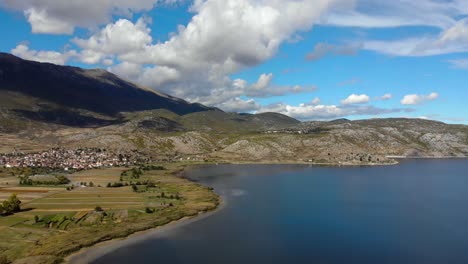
<box><xmin>67</xmin><ymin>167</ymin><xmax>126</xmax><ymax>186</ymax></box>
<box><xmin>0</xmin><ymin>186</ymin><xmax>62</xmax><ymax>203</ymax></box>
<box><xmin>25</xmin><ymin>187</ymin><xmax>146</xmax><ymax>210</ymax></box>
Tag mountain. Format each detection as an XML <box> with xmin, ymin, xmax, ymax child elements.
<box><xmin>0</xmin><ymin>53</ymin><xmax>467</xmax><ymax>163</ymax></box>
<box><xmin>0</xmin><ymin>53</ymin><xmax>212</xmax><ymax>117</ymax></box>
<box><xmin>0</xmin><ymin>53</ymin><xmax>300</xmax><ymax>133</ymax></box>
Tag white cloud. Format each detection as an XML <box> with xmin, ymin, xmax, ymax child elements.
<box><xmin>380</xmin><ymin>93</ymin><xmax>392</xmax><ymax>100</ymax></box>
<box><xmin>216</xmin><ymin>98</ymin><xmax>261</xmax><ymax>113</ymax></box>
<box><xmin>363</xmin><ymin>18</ymin><xmax>468</xmax><ymax>56</ymax></box>
<box><xmin>0</xmin><ymin>0</ymin><xmax>182</xmax><ymax>34</ymax></box>
<box><xmin>341</xmin><ymin>94</ymin><xmax>370</xmax><ymax>105</ymax></box>
<box><xmin>311</xmin><ymin>97</ymin><xmax>321</xmax><ymax>105</ymax></box>
<box><xmin>252</xmin><ymin>74</ymin><xmax>273</xmax><ymax>90</ymax></box>
<box><xmin>87</xmin><ymin>0</ymin><xmax>338</xmax><ymax>107</ymax></box>
<box><xmin>306</xmin><ymin>42</ymin><xmax>360</xmax><ymax>61</ymax></box>
<box><xmin>11</xmin><ymin>43</ymin><xmax>76</xmax><ymax>65</ymax></box>
<box><xmin>321</xmin><ymin>0</ymin><xmax>468</xmax><ymax>30</ymax></box>
<box><xmin>401</xmin><ymin>92</ymin><xmax>439</xmax><ymax>105</ymax></box>
<box><xmin>24</xmin><ymin>8</ymin><xmax>74</xmax><ymax>34</ymax></box>
<box><xmin>73</xmin><ymin>18</ymin><xmax>152</xmax><ymax>61</ymax></box>
<box><xmin>448</xmin><ymin>59</ymin><xmax>468</xmax><ymax>70</ymax></box>
<box><xmin>258</xmin><ymin>101</ymin><xmax>412</xmax><ymax>120</ymax></box>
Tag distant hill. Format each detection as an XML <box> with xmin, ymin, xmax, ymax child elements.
<box><xmin>0</xmin><ymin>53</ymin><xmax>212</xmax><ymax>116</ymax></box>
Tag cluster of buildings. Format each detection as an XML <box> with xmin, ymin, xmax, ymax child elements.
<box><xmin>0</xmin><ymin>148</ymin><xmax>150</xmax><ymax>170</ymax></box>
<box><xmin>264</xmin><ymin>127</ymin><xmax>325</xmax><ymax>135</ymax></box>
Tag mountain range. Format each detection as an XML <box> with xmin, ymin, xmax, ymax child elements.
<box><xmin>0</xmin><ymin>53</ymin><xmax>467</xmax><ymax>163</ymax></box>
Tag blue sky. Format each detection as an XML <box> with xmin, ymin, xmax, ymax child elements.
<box><xmin>0</xmin><ymin>0</ymin><xmax>467</xmax><ymax>123</ymax></box>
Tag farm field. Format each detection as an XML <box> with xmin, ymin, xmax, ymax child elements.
<box><xmin>0</xmin><ymin>163</ymin><xmax>220</xmax><ymax>264</ymax></box>
<box><xmin>67</xmin><ymin>167</ymin><xmax>127</xmax><ymax>187</ymax></box>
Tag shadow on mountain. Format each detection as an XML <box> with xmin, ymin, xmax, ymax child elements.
<box><xmin>137</xmin><ymin>116</ymin><xmax>185</xmax><ymax>132</ymax></box>
<box><xmin>0</xmin><ymin>53</ymin><xmax>213</xmax><ymax>116</ymax></box>
<box><xmin>14</xmin><ymin>109</ymin><xmax>122</xmax><ymax>128</ymax></box>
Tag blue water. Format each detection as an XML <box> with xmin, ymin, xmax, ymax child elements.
<box><xmin>94</xmin><ymin>159</ymin><xmax>468</xmax><ymax>264</ymax></box>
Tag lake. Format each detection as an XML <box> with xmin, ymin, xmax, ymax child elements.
<box><xmin>92</xmin><ymin>159</ymin><xmax>468</xmax><ymax>264</ymax></box>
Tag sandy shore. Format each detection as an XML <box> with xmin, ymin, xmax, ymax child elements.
<box><xmin>66</xmin><ymin>197</ymin><xmax>226</xmax><ymax>264</ymax></box>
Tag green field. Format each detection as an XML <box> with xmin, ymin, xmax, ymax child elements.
<box><xmin>0</xmin><ymin>163</ymin><xmax>220</xmax><ymax>264</ymax></box>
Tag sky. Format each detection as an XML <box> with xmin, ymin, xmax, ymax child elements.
<box><xmin>0</xmin><ymin>0</ymin><xmax>467</xmax><ymax>124</ymax></box>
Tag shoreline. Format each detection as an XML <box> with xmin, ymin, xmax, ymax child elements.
<box><xmin>208</xmin><ymin>160</ymin><xmax>400</xmax><ymax>167</ymax></box>
<box><xmin>386</xmin><ymin>155</ymin><xmax>468</xmax><ymax>159</ymax></box>
<box><xmin>66</xmin><ymin>196</ymin><xmax>226</xmax><ymax>264</ymax></box>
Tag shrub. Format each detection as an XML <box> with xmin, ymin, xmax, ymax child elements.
<box><xmin>34</xmin><ymin>215</ymin><xmax>40</xmax><ymax>223</ymax></box>
<box><xmin>95</xmin><ymin>206</ymin><xmax>103</xmax><ymax>212</ymax></box>
<box><xmin>0</xmin><ymin>255</ymin><xmax>10</xmax><ymax>264</ymax></box>
<box><xmin>112</xmin><ymin>182</ymin><xmax>124</xmax><ymax>188</ymax></box>
<box><xmin>145</xmin><ymin>207</ymin><xmax>153</xmax><ymax>214</ymax></box>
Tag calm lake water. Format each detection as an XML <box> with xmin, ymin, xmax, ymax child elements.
<box><xmin>93</xmin><ymin>159</ymin><xmax>468</xmax><ymax>264</ymax></box>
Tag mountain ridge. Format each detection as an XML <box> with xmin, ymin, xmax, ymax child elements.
<box><xmin>0</xmin><ymin>54</ymin><xmax>467</xmax><ymax>164</ymax></box>
<box><xmin>0</xmin><ymin>52</ymin><xmax>213</xmax><ymax>116</ymax></box>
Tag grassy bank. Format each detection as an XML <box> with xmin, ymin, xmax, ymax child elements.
<box><xmin>0</xmin><ymin>163</ymin><xmax>220</xmax><ymax>264</ymax></box>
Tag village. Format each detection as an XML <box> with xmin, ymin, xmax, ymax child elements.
<box><xmin>0</xmin><ymin>148</ymin><xmax>150</xmax><ymax>170</ymax></box>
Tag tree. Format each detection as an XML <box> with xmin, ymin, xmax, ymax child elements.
<box><xmin>9</xmin><ymin>194</ymin><xmax>21</xmax><ymax>212</ymax></box>
<box><xmin>3</xmin><ymin>194</ymin><xmax>21</xmax><ymax>214</ymax></box>
<box><xmin>0</xmin><ymin>204</ymin><xmax>4</xmax><ymax>215</ymax></box>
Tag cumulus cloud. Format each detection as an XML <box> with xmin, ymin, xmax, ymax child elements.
<box><xmin>401</xmin><ymin>92</ymin><xmax>439</xmax><ymax>105</ymax></box>
<box><xmin>0</xmin><ymin>0</ymin><xmax>182</xmax><ymax>34</ymax></box>
<box><xmin>380</xmin><ymin>93</ymin><xmax>393</xmax><ymax>100</ymax></box>
<box><xmin>306</xmin><ymin>42</ymin><xmax>361</xmax><ymax>61</ymax></box>
<box><xmin>24</xmin><ymin>8</ymin><xmax>74</xmax><ymax>34</ymax></box>
<box><xmin>311</xmin><ymin>97</ymin><xmax>321</xmax><ymax>105</ymax></box>
<box><xmin>258</xmin><ymin>101</ymin><xmax>412</xmax><ymax>120</ymax></box>
<box><xmin>11</xmin><ymin>43</ymin><xmax>77</xmax><ymax>65</ymax></box>
<box><xmin>341</xmin><ymin>94</ymin><xmax>370</xmax><ymax>105</ymax></box>
<box><xmin>94</xmin><ymin>0</ymin><xmax>337</xmax><ymax>107</ymax></box>
<box><xmin>216</xmin><ymin>98</ymin><xmax>261</xmax><ymax>113</ymax></box>
<box><xmin>73</xmin><ymin>17</ymin><xmax>152</xmax><ymax>62</ymax></box>
<box><xmin>252</xmin><ymin>74</ymin><xmax>273</xmax><ymax>90</ymax></box>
